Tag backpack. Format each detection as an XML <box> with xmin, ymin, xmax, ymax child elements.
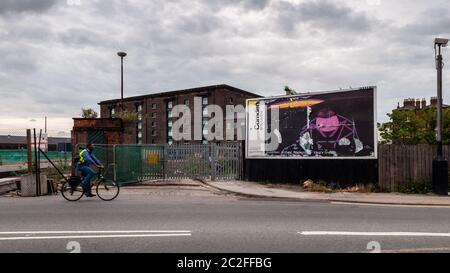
<box><xmin>73</xmin><ymin>154</ymin><xmax>81</xmax><ymax>165</ymax></box>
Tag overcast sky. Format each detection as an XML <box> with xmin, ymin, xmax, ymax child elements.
<box><xmin>1</xmin><ymin>0</ymin><xmax>449</xmax><ymax>136</ymax></box>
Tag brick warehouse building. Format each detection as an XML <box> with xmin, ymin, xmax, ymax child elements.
<box><xmin>97</xmin><ymin>84</ymin><xmax>260</xmax><ymax>144</ymax></box>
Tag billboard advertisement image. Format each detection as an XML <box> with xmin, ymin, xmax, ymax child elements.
<box><xmin>246</xmin><ymin>87</ymin><xmax>377</xmax><ymax>159</ymax></box>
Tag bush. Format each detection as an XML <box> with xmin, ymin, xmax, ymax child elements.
<box><xmin>398</xmin><ymin>180</ymin><xmax>432</xmax><ymax>194</ymax></box>
<box><xmin>117</xmin><ymin>111</ymin><xmax>139</xmax><ymax>124</ymax></box>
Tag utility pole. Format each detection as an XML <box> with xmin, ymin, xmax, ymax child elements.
<box><xmin>117</xmin><ymin>52</ymin><xmax>127</xmax><ymax>111</ymax></box>
<box><xmin>432</xmin><ymin>38</ymin><xmax>449</xmax><ymax>196</ymax></box>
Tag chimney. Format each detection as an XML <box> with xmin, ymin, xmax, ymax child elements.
<box><xmin>415</xmin><ymin>99</ymin><xmax>421</xmax><ymax>109</ymax></box>
<box><xmin>403</xmin><ymin>98</ymin><xmax>415</xmax><ymax>108</ymax></box>
<box><xmin>421</xmin><ymin>98</ymin><xmax>426</xmax><ymax>109</ymax></box>
<box><xmin>431</xmin><ymin>97</ymin><xmax>438</xmax><ymax>107</ymax></box>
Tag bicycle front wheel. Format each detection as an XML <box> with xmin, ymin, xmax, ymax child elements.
<box><xmin>61</xmin><ymin>181</ymin><xmax>84</xmax><ymax>202</ymax></box>
<box><xmin>96</xmin><ymin>180</ymin><xmax>120</xmax><ymax>201</ymax></box>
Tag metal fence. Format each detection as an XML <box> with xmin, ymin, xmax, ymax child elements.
<box><xmin>76</xmin><ymin>143</ymin><xmax>243</xmax><ymax>184</ymax></box>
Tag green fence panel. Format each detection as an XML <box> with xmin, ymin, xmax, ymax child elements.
<box><xmin>0</xmin><ymin>150</ymin><xmax>72</xmax><ymax>164</ymax></box>
<box><xmin>115</xmin><ymin>146</ymin><xmax>143</xmax><ymax>184</ymax></box>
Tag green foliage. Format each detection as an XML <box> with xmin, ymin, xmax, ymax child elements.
<box><xmin>398</xmin><ymin>180</ymin><xmax>433</xmax><ymax>194</ymax></box>
<box><xmin>81</xmin><ymin>108</ymin><xmax>98</xmax><ymax>118</ymax></box>
<box><xmin>379</xmin><ymin>107</ymin><xmax>450</xmax><ymax>144</ymax></box>
<box><xmin>116</xmin><ymin>111</ymin><xmax>139</xmax><ymax>124</ymax></box>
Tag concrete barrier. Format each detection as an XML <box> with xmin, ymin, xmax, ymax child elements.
<box><xmin>20</xmin><ymin>174</ymin><xmax>48</xmax><ymax>197</ymax></box>
<box><xmin>0</xmin><ymin>177</ymin><xmax>20</xmax><ymax>195</ymax></box>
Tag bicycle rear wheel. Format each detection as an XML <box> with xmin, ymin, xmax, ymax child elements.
<box><xmin>96</xmin><ymin>180</ymin><xmax>120</xmax><ymax>201</ymax></box>
<box><xmin>61</xmin><ymin>181</ymin><xmax>84</xmax><ymax>202</ymax></box>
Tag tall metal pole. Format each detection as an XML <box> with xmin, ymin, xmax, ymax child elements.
<box><xmin>121</xmin><ymin>56</ymin><xmax>124</xmax><ymax>108</ymax></box>
<box><xmin>37</xmin><ymin>129</ymin><xmax>42</xmax><ymax>196</ymax></box>
<box><xmin>33</xmin><ymin>129</ymin><xmax>38</xmax><ymax>196</ymax></box>
<box><xmin>432</xmin><ymin>42</ymin><xmax>449</xmax><ymax>196</ymax></box>
<box><xmin>26</xmin><ymin>129</ymin><xmax>32</xmax><ymax>173</ymax></box>
<box><xmin>117</xmin><ymin>52</ymin><xmax>127</xmax><ymax>112</ymax></box>
<box><xmin>436</xmin><ymin>45</ymin><xmax>443</xmax><ymax>158</ymax></box>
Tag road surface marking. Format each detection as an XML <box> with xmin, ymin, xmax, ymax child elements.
<box><xmin>0</xmin><ymin>234</ymin><xmax>192</xmax><ymax>241</ymax></box>
<box><xmin>381</xmin><ymin>247</ymin><xmax>450</xmax><ymax>253</ymax></box>
<box><xmin>299</xmin><ymin>231</ymin><xmax>450</xmax><ymax>237</ymax></box>
<box><xmin>331</xmin><ymin>201</ymin><xmax>450</xmax><ymax>208</ymax></box>
<box><xmin>0</xmin><ymin>230</ymin><xmax>191</xmax><ymax>235</ymax></box>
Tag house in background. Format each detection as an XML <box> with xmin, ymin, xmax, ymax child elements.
<box><xmin>397</xmin><ymin>97</ymin><xmax>450</xmax><ymax>113</ymax></box>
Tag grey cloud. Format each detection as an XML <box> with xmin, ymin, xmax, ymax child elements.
<box><xmin>206</xmin><ymin>0</ymin><xmax>270</xmax><ymax>11</ymax></box>
<box><xmin>2</xmin><ymin>0</ymin><xmax>450</xmax><ymax>132</ymax></box>
<box><xmin>232</xmin><ymin>0</ymin><xmax>271</xmax><ymax>10</ymax></box>
<box><xmin>0</xmin><ymin>0</ymin><xmax>57</xmax><ymax>14</ymax></box>
<box><xmin>0</xmin><ymin>43</ymin><xmax>37</xmax><ymax>73</ymax></box>
<box><xmin>58</xmin><ymin>28</ymin><xmax>111</xmax><ymax>48</ymax></box>
<box><xmin>174</xmin><ymin>13</ymin><xmax>223</xmax><ymax>35</ymax></box>
<box><xmin>396</xmin><ymin>9</ymin><xmax>450</xmax><ymax>45</ymax></box>
<box><xmin>275</xmin><ymin>0</ymin><xmax>373</xmax><ymax>34</ymax></box>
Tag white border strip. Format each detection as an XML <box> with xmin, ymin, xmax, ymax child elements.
<box><xmin>0</xmin><ymin>234</ymin><xmax>192</xmax><ymax>241</ymax></box>
<box><xmin>0</xmin><ymin>230</ymin><xmax>191</xmax><ymax>235</ymax></box>
<box><xmin>299</xmin><ymin>231</ymin><xmax>450</xmax><ymax>237</ymax></box>
<box><xmin>331</xmin><ymin>201</ymin><xmax>450</xmax><ymax>208</ymax></box>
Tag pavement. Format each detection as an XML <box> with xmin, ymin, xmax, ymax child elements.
<box><xmin>2</xmin><ymin>185</ymin><xmax>450</xmax><ymax>253</ymax></box>
<box><xmin>203</xmin><ymin>180</ymin><xmax>450</xmax><ymax>206</ymax></box>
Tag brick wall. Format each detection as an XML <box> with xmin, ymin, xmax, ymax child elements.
<box><xmin>98</xmin><ymin>85</ymin><xmax>260</xmax><ymax>145</ymax></box>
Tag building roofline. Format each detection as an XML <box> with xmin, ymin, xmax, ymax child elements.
<box><xmin>98</xmin><ymin>84</ymin><xmax>261</xmax><ymax>105</ymax></box>
<box><xmin>397</xmin><ymin>104</ymin><xmax>450</xmax><ymax>110</ymax></box>
<box><xmin>73</xmin><ymin>118</ymin><xmax>123</xmax><ymax>120</ymax></box>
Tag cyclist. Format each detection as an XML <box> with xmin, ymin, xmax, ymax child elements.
<box><xmin>77</xmin><ymin>144</ymin><xmax>104</xmax><ymax>197</ymax></box>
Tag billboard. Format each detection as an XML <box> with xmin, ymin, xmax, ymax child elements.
<box><xmin>246</xmin><ymin>87</ymin><xmax>377</xmax><ymax>159</ymax></box>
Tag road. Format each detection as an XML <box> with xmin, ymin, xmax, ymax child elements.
<box><xmin>1</xmin><ymin>184</ymin><xmax>450</xmax><ymax>253</ymax></box>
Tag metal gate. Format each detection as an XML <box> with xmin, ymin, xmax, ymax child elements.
<box><xmin>75</xmin><ymin>143</ymin><xmax>242</xmax><ymax>184</ymax></box>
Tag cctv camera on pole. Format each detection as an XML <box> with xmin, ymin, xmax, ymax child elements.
<box><xmin>433</xmin><ymin>38</ymin><xmax>449</xmax><ymax>196</ymax></box>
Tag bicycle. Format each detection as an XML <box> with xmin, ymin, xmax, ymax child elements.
<box><xmin>61</xmin><ymin>165</ymin><xmax>120</xmax><ymax>202</ymax></box>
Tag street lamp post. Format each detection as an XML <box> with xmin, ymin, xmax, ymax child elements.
<box><xmin>433</xmin><ymin>38</ymin><xmax>449</xmax><ymax>196</ymax></box>
<box><xmin>117</xmin><ymin>51</ymin><xmax>127</xmax><ymax>111</ymax></box>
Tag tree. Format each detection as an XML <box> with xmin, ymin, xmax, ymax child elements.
<box><xmin>379</xmin><ymin>107</ymin><xmax>450</xmax><ymax>145</ymax></box>
<box><xmin>116</xmin><ymin>111</ymin><xmax>138</xmax><ymax>124</ymax></box>
<box><xmin>81</xmin><ymin>108</ymin><xmax>98</xmax><ymax>118</ymax></box>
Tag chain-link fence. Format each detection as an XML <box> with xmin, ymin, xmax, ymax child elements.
<box><xmin>75</xmin><ymin>143</ymin><xmax>243</xmax><ymax>185</ymax></box>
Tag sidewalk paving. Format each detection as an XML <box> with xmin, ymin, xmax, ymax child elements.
<box><xmin>204</xmin><ymin>180</ymin><xmax>450</xmax><ymax>206</ymax></box>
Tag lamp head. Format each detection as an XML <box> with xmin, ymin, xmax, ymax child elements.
<box><xmin>435</xmin><ymin>38</ymin><xmax>449</xmax><ymax>47</ymax></box>
<box><xmin>117</xmin><ymin>52</ymin><xmax>127</xmax><ymax>57</ymax></box>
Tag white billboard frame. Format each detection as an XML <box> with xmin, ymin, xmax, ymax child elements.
<box><xmin>245</xmin><ymin>86</ymin><xmax>378</xmax><ymax>160</ymax></box>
